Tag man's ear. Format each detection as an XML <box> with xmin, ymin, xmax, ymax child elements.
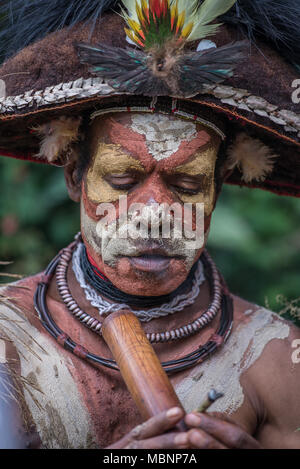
<box><xmin>64</xmin><ymin>147</ymin><xmax>82</xmax><ymax>202</ymax></box>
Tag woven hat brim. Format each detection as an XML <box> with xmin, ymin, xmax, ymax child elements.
<box><xmin>0</xmin><ymin>77</ymin><xmax>299</xmax><ymax>197</ymax></box>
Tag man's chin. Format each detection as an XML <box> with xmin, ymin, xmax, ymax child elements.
<box><xmin>102</xmin><ymin>256</ymin><xmax>191</xmax><ymax>297</ymax></box>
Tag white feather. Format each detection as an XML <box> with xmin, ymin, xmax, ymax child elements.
<box><xmin>197</xmin><ymin>39</ymin><xmax>217</xmax><ymax>51</ymax></box>
<box><xmin>227</xmin><ymin>133</ymin><xmax>278</xmax><ymax>183</ymax></box>
<box><xmin>185</xmin><ymin>0</ymin><xmax>237</xmax><ymax>41</ymax></box>
<box><xmin>34</xmin><ymin>116</ymin><xmax>81</xmax><ymax>163</ymax></box>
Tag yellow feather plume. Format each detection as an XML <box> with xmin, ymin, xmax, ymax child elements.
<box><xmin>121</xmin><ymin>0</ymin><xmax>237</xmax><ymax>48</ymax></box>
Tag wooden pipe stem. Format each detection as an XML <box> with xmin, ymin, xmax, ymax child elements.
<box><xmin>102</xmin><ymin>310</ymin><xmax>186</xmax><ymax>425</ymax></box>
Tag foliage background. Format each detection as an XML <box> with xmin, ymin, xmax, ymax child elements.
<box><xmin>0</xmin><ymin>157</ymin><xmax>299</xmax><ymax>327</ymax></box>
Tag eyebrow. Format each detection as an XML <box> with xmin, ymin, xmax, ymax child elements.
<box><xmin>90</xmin><ymin>143</ymin><xmax>146</xmax><ymax>175</ymax></box>
<box><xmin>172</xmin><ymin>151</ymin><xmax>217</xmax><ymax>176</ymax></box>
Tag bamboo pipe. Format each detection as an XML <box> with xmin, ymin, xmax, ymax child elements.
<box><xmin>102</xmin><ymin>310</ymin><xmax>186</xmax><ymax>429</ymax></box>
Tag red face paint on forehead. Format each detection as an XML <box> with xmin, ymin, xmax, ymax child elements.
<box><xmin>107</xmin><ymin>116</ymin><xmax>153</xmax><ymax>172</ymax></box>
<box><xmin>105</xmin><ymin>114</ymin><xmax>212</xmax><ymax>171</ymax></box>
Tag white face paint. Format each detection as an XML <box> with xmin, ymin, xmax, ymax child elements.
<box><xmin>130</xmin><ymin>114</ymin><xmax>198</xmax><ymax>161</ymax></box>
<box><xmin>81</xmin><ymin>199</ymin><xmax>200</xmax><ymax>269</ymax></box>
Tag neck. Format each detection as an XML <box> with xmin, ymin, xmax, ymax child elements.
<box><xmin>48</xmin><ymin>252</ymin><xmax>213</xmax><ymax>325</ymax></box>
<box><xmin>36</xmin><ymin>240</ymin><xmax>232</xmax><ymax>381</ymax></box>
<box><xmin>80</xmin><ymin>243</ymin><xmax>201</xmax><ymax>310</ymax></box>
<box><xmin>48</xmin><ymin>259</ymin><xmax>222</xmax><ymax>367</ymax></box>
<box><xmin>85</xmin><ymin>249</ymin><xmax>109</xmax><ymax>282</ymax></box>
<box><xmin>47</xmin><ymin>239</ymin><xmax>223</xmax><ymax>346</ymax></box>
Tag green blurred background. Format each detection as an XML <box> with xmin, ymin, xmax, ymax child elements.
<box><xmin>0</xmin><ymin>157</ymin><xmax>299</xmax><ymax>327</ymax></box>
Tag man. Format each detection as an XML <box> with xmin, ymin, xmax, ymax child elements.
<box><xmin>0</xmin><ymin>0</ymin><xmax>299</xmax><ymax>449</ymax></box>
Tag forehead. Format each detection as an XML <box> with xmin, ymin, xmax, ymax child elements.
<box><xmin>90</xmin><ymin>112</ymin><xmax>219</xmax><ymax>171</ymax></box>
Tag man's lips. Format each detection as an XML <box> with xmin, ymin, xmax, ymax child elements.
<box><xmin>123</xmin><ymin>247</ymin><xmax>183</xmax><ymax>273</ymax></box>
<box><xmin>129</xmin><ymin>255</ymin><xmax>171</xmax><ymax>272</ymax></box>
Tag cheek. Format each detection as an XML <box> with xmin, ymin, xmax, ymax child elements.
<box><xmin>173</xmin><ymin>147</ymin><xmax>218</xmax><ymax>218</ymax></box>
<box><xmin>80</xmin><ymin>199</ymin><xmax>99</xmax><ymax>259</ymax></box>
<box><xmin>81</xmin><ymin>179</ymin><xmax>99</xmax><ymax>221</ymax></box>
<box><xmin>86</xmin><ymin>168</ymin><xmax>125</xmax><ymax>205</ymax></box>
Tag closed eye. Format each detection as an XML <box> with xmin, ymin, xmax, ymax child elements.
<box><xmin>168</xmin><ymin>175</ymin><xmax>205</xmax><ymax>195</ymax></box>
<box><xmin>172</xmin><ymin>186</ymin><xmax>200</xmax><ymax>195</ymax></box>
<box><xmin>105</xmin><ymin>173</ymin><xmax>142</xmax><ymax>190</ymax></box>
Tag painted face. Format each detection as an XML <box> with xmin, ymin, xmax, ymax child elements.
<box><xmin>81</xmin><ymin>112</ymin><xmax>221</xmax><ymax>296</ymax></box>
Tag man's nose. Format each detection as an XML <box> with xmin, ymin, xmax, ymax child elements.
<box><xmin>146</xmin><ymin>196</ymin><xmax>157</xmax><ymax>206</ymax></box>
<box><xmin>137</xmin><ymin>196</ymin><xmax>182</xmax><ymax>240</ymax></box>
<box><xmin>129</xmin><ymin>173</ymin><xmax>175</xmax><ymax>206</ymax></box>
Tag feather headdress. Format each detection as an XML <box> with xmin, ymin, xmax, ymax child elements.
<box><xmin>120</xmin><ymin>0</ymin><xmax>237</xmax><ymax>47</ymax></box>
<box><xmin>0</xmin><ymin>0</ymin><xmax>299</xmax><ymax>70</ymax></box>
<box><xmin>77</xmin><ymin>0</ymin><xmax>246</xmax><ymax>97</ymax></box>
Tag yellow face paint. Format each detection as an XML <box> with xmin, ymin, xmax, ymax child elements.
<box><xmin>86</xmin><ymin>130</ymin><xmax>220</xmax><ymax>217</ymax></box>
<box><xmin>86</xmin><ymin>142</ymin><xmax>145</xmax><ymax>204</ymax></box>
<box><xmin>172</xmin><ymin>136</ymin><xmax>220</xmax><ymax>216</ymax></box>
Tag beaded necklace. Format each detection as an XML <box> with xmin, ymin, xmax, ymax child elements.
<box><xmin>71</xmin><ymin>241</ymin><xmax>207</xmax><ymax>323</ymax></box>
<box><xmin>34</xmin><ymin>238</ymin><xmax>234</xmax><ymax>374</ymax></box>
<box><xmin>56</xmin><ymin>238</ymin><xmax>224</xmax><ymax>342</ymax></box>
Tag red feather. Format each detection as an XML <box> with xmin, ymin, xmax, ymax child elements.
<box><xmin>150</xmin><ymin>0</ymin><xmax>167</xmax><ymax>20</ymax></box>
<box><xmin>151</xmin><ymin>0</ymin><xmax>161</xmax><ymax>17</ymax></box>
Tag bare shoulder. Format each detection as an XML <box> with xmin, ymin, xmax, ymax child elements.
<box><xmin>0</xmin><ymin>273</ymin><xmax>43</xmax><ymax>315</ymax></box>
<box><xmin>230</xmin><ymin>294</ymin><xmax>300</xmax><ymax>448</ymax></box>
<box><xmin>241</xmin><ymin>300</ymin><xmax>300</xmax><ymax>393</ymax></box>
<box><xmin>231</xmin><ymin>293</ymin><xmax>300</xmax><ymax>377</ymax></box>
<box><xmin>0</xmin><ymin>275</ymin><xmax>44</xmax><ymax>448</ymax></box>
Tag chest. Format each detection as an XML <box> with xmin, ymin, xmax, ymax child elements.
<box><xmin>1</xmin><ymin>301</ymin><xmax>290</xmax><ymax>448</ymax></box>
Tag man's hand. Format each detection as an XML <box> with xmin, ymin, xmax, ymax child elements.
<box><xmin>107</xmin><ymin>407</ymin><xmax>189</xmax><ymax>449</ymax></box>
<box><xmin>107</xmin><ymin>407</ymin><xmax>262</xmax><ymax>449</ymax></box>
<box><xmin>184</xmin><ymin>411</ymin><xmax>262</xmax><ymax>449</ymax></box>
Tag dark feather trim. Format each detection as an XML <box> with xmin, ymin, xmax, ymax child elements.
<box><xmin>222</xmin><ymin>0</ymin><xmax>300</xmax><ymax>69</ymax></box>
<box><xmin>0</xmin><ymin>0</ymin><xmax>119</xmax><ymax>63</ymax></box>
<box><xmin>77</xmin><ymin>40</ymin><xmax>246</xmax><ymax>97</ymax></box>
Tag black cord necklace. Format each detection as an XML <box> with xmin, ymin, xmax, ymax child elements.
<box><xmin>81</xmin><ymin>245</ymin><xmax>199</xmax><ymax>308</ymax></box>
<box><xmin>34</xmin><ymin>242</ymin><xmax>234</xmax><ymax>375</ymax></box>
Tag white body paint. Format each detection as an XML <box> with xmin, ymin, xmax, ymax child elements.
<box><xmin>0</xmin><ymin>290</ymin><xmax>291</xmax><ymax>447</ymax></box>
<box><xmin>130</xmin><ymin>114</ymin><xmax>198</xmax><ymax>161</ymax></box>
<box><xmin>0</xmin><ymin>296</ymin><xmax>95</xmax><ymax>449</ymax></box>
<box><xmin>175</xmin><ymin>308</ymin><xmax>290</xmax><ymax>414</ymax></box>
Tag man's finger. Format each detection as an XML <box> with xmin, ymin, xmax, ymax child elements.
<box><xmin>185</xmin><ymin>412</ymin><xmax>261</xmax><ymax>449</ymax></box>
<box><xmin>125</xmin><ymin>431</ymin><xmax>189</xmax><ymax>450</ymax></box>
<box><xmin>187</xmin><ymin>428</ymin><xmax>226</xmax><ymax>449</ymax></box>
<box><xmin>130</xmin><ymin>407</ymin><xmax>185</xmax><ymax>441</ymax></box>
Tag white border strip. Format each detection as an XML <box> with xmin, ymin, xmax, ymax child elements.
<box><xmin>0</xmin><ymin>77</ymin><xmax>299</xmax><ymax>138</ymax></box>
<box><xmin>90</xmin><ymin>105</ymin><xmax>227</xmax><ymax>141</ymax></box>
